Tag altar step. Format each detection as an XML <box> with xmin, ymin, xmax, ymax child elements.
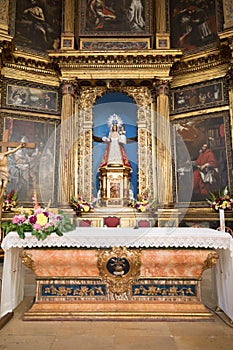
<box><xmin>23</xmin><ymin>301</ymin><xmax>213</xmax><ymax>322</ymax></box>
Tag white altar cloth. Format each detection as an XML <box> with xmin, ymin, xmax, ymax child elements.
<box><xmin>1</xmin><ymin>227</ymin><xmax>232</xmax><ymax>250</ymax></box>
<box><xmin>1</xmin><ymin>227</ymin><xmax>232</xmax><ymax>320</ymax></box>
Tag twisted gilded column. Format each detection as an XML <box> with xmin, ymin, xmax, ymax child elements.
<box><xmin>58</xmin><ymin>81</ymin><xmax>76</xmax><ymax>204</ymax></box>
<box><xmin>154</xmin><ymin>79</ymin><xmax>173</xmax><ymax>206</ymax></box>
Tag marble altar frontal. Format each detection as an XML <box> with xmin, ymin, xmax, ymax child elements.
<box><xmin>22</xmin><ymin>247</ymin><xmax>217</xmax><ymax>320</ymax></box>
<box><xmin>1</xmin><ymin>228</ymin><xmax>230</xmax><ymax>322</ymax></box>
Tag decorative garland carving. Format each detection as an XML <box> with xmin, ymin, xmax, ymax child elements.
<box><xmin>79</xmin><ymin>87</ymin><xmax>106</xmax><ymax>109</ymax></box>
<box><xmin>52</xmin><ymin>52</ymin><xmax>180</xmax><ymax>68</ymax></box>
<box><xmin>83</xmin><ymin>129</ymin><xmax>92</xmax><ymax>199</ymax></box>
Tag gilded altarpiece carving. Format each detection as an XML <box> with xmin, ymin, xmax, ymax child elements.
<box><xmin>75</xmin><ymin>86</ymin><xmax>154</xmax><ymax>202</ymax></box>
<box><xmin>222</xmin><ymin>0</ymin><xmax>233</xmax><ymax>29</ymax></box>
<box><xmin>0</xmin><ymin>0</ymin><xmax>8</xmax><ymax>32</ymax></box>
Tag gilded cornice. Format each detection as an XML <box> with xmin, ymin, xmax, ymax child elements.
<box><xmin>0</xmin><ymin>46</ymin><xmax>60</xmax><ymax>86</ymax></box>
<box><xmin>170</xmin><ymin>105</ymin><xmax>230</xmax><ymax>121</ymax></box>
<box><xmin>49</xmin><ymin>49</ymin><xmax>182</xmax><ymax>79</ymax></box>
<box><xmin>218</xmin><ymin>28</ymin><xmax>233</xmax><ymax>43</ymax></box>
<box><xmin>0</xmin><ymin>34</ymin><xmax>13</xmax><ymax>44</ymax></box>
<box><xmin>171</xmin><ymin>47</ymin><xmax>230</xmax><ymax>78</ymax></box>
<box><xmin>170</xmin><ymin>46</ymin><xmax>231</xmax><ymax>88</ymax></box>
<box><xmin>1</xmin><ymin>66</ymin><xmax>60</xmax><ymax>86</ymax></box>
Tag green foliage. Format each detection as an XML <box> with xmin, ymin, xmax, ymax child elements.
<box><xmin>56</xmin><ymin>209</ymin><xmax>76</xmax><ymax>233</ymax></box>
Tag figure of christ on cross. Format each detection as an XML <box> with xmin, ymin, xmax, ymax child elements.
<box><xmin>0</xmin><ymin>129</ymin><xmax>35</xmax><ymax>239</ymax></box>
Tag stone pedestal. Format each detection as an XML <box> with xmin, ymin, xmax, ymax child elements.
<box><xmin>99</xmin><ymin>165</ymin><xmax>131</xmax><ymax>206</ymax></box>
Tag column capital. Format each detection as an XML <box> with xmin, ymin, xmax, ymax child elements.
<box><xmin>153</xmin><ymin>79</ymin><xmax>171</xmax><ymax>96</ymax></box>
<box><xmin>61</xmin><ymin>80</ymin><xmax>79</xmax><ymax>96</ymax></box>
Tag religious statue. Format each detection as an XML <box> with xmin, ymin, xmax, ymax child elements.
<box><xmin>97</xmin><ymin>114</ymin><xmax>132</xmax><ymax>206</ymax></box>
<box><xmin>0</xmin><ymin>143</ymin><xmax>26</xmax><ymax>203</ymax></box>
<box><xmin>98</xmin><ymin>114</ymin><xmax>131</xmax><ymax>169</ymax></box>
<box><xmin>0</xmin><ymin>142</ymin><xmax>26</xmax><ymax>239</ymax></box>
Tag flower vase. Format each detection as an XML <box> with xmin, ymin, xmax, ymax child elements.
<box><xmin>219</xmin><ymin>209</ymin><xmax>225</xmax><ymax>232</ymax></box>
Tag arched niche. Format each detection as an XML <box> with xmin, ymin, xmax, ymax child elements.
<box><xmin>92</xmin><ymin>92</ymin><xmax>138</xmax><ymax>199</ymax></box>
<box><xmin>76</xmin><ymin>85</ymin><xmax>155</xmax><ymax>203</ymax></box>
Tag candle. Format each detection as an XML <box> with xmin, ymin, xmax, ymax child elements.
<box><xmin>219</xmin><ymin>209</ymin><xmax>225</xmax><ymax>232</ymax></box>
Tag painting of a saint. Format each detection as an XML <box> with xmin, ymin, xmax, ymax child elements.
<box><xmin>4</xmin><ymin>118</ymin><xmax>56</xmax><ymax>204</ymax></box>
<box><xmin>190</xmin><ymin>141</ymin><xmax>219</xmax><ymax>198</ymax></box>
<box><xmin>6</xmin><ymin>84</ymin><xmax>59</xmax><ymax>113</ymax></box>
<box><xmin>170</xmin><ymin>0</ymin><xmax>217</xmax><ymax>51</ymax></box>
<box><xmin>87</xmin><ymin>0</ymin><xmax>116</xmax><ymax>30</ymax></box>
<box><xmin>15</xmin><ymin>0</ymin><xmax>62</xmax><ymax>52</ymax></box>
<box><xmin>175</xmin><ymin>116</ymin><xmax>229</xmax><ymax>202</ymax></box>
<box><xmin>81</xmin><ymin>0</ymin><xmax>150</xmax><ymax>36</ymax></box>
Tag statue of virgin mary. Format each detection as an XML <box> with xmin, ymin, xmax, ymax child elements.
<box><xmin>98</xmin><ymin>114</ymin><xmax>132</xmax><ymax>169</ymax></box>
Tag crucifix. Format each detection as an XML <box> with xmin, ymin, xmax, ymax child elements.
<box><xmin>0</xmin><ymin>129</ymin><xmax>35</xmax><ymax>239</ymax></box>
<box><xmin>0</xmin><ymin>129</ymin><xmax>35</xmax><ymax>153</ymax></box>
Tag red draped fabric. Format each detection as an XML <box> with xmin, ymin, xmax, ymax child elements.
<box><xmin>99</xmin><ymin>143</ymin><xmax>132</xmax><ymax>169</ymax></box>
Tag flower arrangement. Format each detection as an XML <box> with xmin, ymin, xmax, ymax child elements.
<box><xmin>70</xmin><ymin>195</ymin><xmax>94</xmax><ymax>213</ymax></box>
<box><xmin>2</xmin><ymin>190</ymin><xmax>18</xmax><ymax>212</ymax></box>
<box><xmin>207</xmin><ymin>187</ymin><xmax>233</xmax><ymax>211</ymax></box>
<box><xmin>1</xmin><ymin>194</ymin><xmax>76</xmax><ymax>240</ymax></box>
<box><xmin>128</xmin><ymin>193</ymin><xmax>156</xmax><ymax>212</ymax></box>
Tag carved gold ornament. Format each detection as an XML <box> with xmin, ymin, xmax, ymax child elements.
<box><xmin>97</xmin><ymin>247</ymin><xmax>141</xmax><ymax>297</ymax></box>
<box><xmin>202</xmin><ymin>251</ymin><xmax>219</xmax><ymax>272</ymax></box>
<box><xmin>21</xmin><ymin>251</ymin><xmax>35</xmax><ymax>272</ymax></box>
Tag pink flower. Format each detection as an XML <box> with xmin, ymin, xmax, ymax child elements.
<box><xmin>12</xmin><ymin>214</ymin><xmax>26</xmax><ymax>224</ymax></box>
<box><xmin>52</xmin><ymin>215</ymin><xmax>62</xmax><ymax>224</ymax></box>
<box><xmin>34</xmin><ymin>207</ymin><xmax>43</xmax><ymax>215</ymax></box>
<box><xmin>33</xmin><ymin>223</ymin><xmax>42</xmax><ymax>230</ymax></box>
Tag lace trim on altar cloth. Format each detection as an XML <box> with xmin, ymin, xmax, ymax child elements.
<box><xmin>2</xmin><ymin>227</ymin><xmax>232</xmax><ymax>253</ymax></box>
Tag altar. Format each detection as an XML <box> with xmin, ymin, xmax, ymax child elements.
<box><xmin>1</xmin><ymin>228</ymin><xmax>232</xmax><ymax>322</ymax></box>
